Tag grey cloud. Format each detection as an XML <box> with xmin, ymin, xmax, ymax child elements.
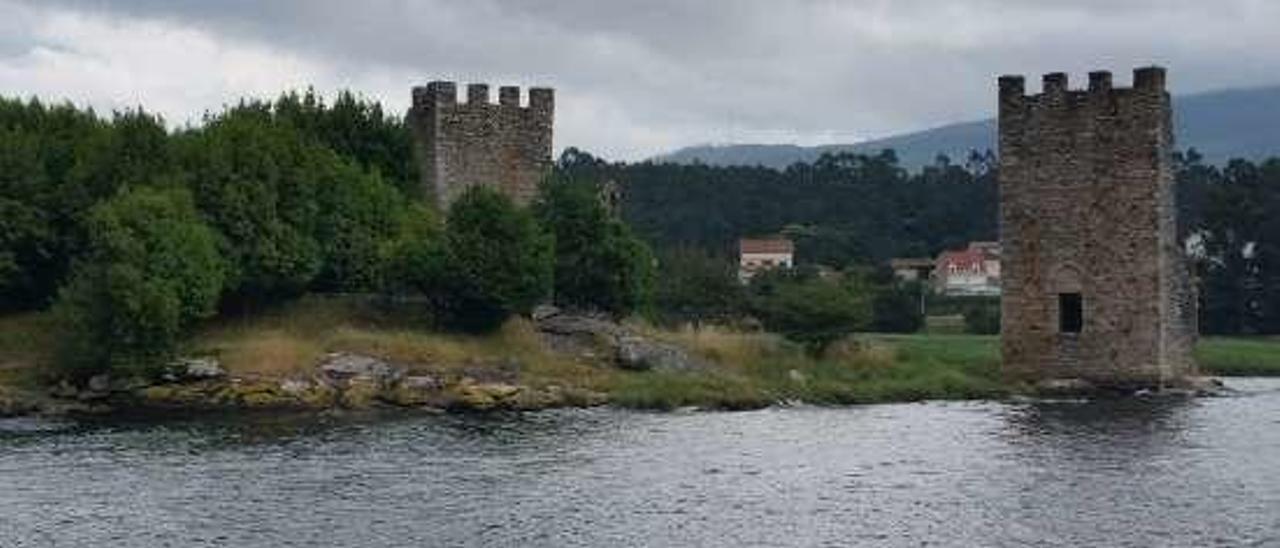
<box><xmin>14</xmin><ymin>0</ymin><xmax>1280</xmax><ymax>159</ymax></box>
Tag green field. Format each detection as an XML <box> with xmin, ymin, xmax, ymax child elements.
<box><xmin>870</xmin><ymin>333</ymin><xmax>1280</xmax><ymax>377</ymax></box>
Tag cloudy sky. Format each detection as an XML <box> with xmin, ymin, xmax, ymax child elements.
<box><xmin>1</xmin><ymin>0</ymin><xmax>1278</xmax><ymax>160</ymax></box>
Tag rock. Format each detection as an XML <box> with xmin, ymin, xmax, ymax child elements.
<box><xmin>616</xmin><ymin>336</ymin><xmax>705</xmax><ymax>372</ymax></box>
<box><xmin>139</xmin><ymin>385</ymin><xmax>208</xmax><ymax>406</ymax></box>
<box><xmin>173</xmin><ymin>357</ymin><xmax>226</xmax><ymax>381</ymax></box>
<box><xmin>87</xmin><ymin>374</ymin><xmax>111</xmax><ymax>393</ymax></box>
<box><xmin>339</xmin><ymin>378</ymin><xmax>382</xmax><ymax>408</ymax></box>
<box><xmin>1183</xmin><ymin>376</ymin><xmax>1230</xmax><ymax>396</ymax></box>
<box><xmin>49</xmin><ymin>380</ymin><xmax>78</xmax><ymax>399</ymax></box>
<box><xmin>536</xmin><ymin>311</ymin><xmax>625</xmax><ymax>339</ymax></box>
<box><xmin>450</xmin><ymin>379</ymin><xmax>523</xmax><ymax>410</ymax></box>
<box><xmin>0</xmin><ymin>389</ymin><xmax>27</xmax><ymax>417</ymax></box>
<box><xmin>402</xmin><ymin>375</ymin><xmax>442</xmax><ymax>390</ymax></box>
<box><xmin>318</xmin><ymin>353</ymin><xmax>403</xmax><ymax>386</ymax></box>
<box><xmin>278</xmin><ymin>378</ymin><xmax>313</xmax><ymax>396</ymax></box>
<box><xmin>531</xmin><ymin>304</ymin><xmax>561</xmax><ymax>322</ymax></box>
<box><xmin>299</xmin><ymin>384</ymin><xmax>338</xmax><ymax>408</ymax></box>
<box><xmin>1034</xmin><ymin>378</ymin><xmax>1097</xmax><ymax>396</ymax></box>
<box><xmin>380</xmin><ymin>375</ymin><xmax>446</xmax><ymax>407</ymax></box>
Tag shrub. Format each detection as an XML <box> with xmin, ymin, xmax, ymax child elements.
<box><xmin>535</xmin><ymin>178</ymin><xmax>654</xmax><ymax>317</ymax></box>
<box><xmin>53</xmin><ymin>186</ymin><xmax>227</xmax><ymax>378</ymax></box>
<box><xmin>872</xmin><ymin>281</ymin><xmax>925</xmax><ymax>333</ymax></box>
<box><xmin>651</xmin><ymin>247</ymin><xmax>744</xmax><ymax>326</ymax></box>
<box><xmin>749</xmin><ymin>269</ymin><xmax>870</xmax><ymax>352</ymax></box>
<box><xmin>435</xmin><ymin>186</ymin><xmax>553</xmax><ymax>332</ymax></box>
<box><xmin>313</xmin><ymin>158</ymin><xmax>407</xmax><ymax>292</ymax></box>
<box><xmin>962</xmin><ymin>301</ymin><xmax>1001</xmax><ymax>335</ymax></box>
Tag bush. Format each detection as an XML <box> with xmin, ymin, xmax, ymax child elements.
<box><xmin>651</xmin><ymin>247</ymin><xmax>744</xmax><ymax>325</ymax></box>
<box><xmin>381</xmin><ymin>204</ymin><xmax>446</xmax><ymax>297</ymax></box>
<box><xmin>177</xmin><ymin>111</ymin><xmax>323</xmax><ymax>301</ymax></box>
<box><xmin>872</xmin><ymin>281</ymin><xmax>925</xmax><ymax>333</ymax></box>
<box><xmin>434</xmin><ymin>186</ymin><xmax>553</xmax><ymax>332</ymax></box>
<box><xmin>313</xmin><ymin>158</ymin><xmax>407</xmax><ymax>292</ymax></box>
<box><xmin>962</xmin><ymin>301</ymin><xmax>1001</xmax><ymax>335</ymax></box>
<box><xmin>535</xmin><ymin>178</ymin><xmax>654</xmax><ymax>317</ymax></box>
<box><xmin>749</xmin><ymin>269</ymin><xmax>870</xmax><ymax>352</ymax></box>
<box><xmin>53</xmin><ymin>187</ymin><xmax>227</xmax><ymax>378</ymax></box>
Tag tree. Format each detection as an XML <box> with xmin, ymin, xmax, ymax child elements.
<box><xmin>536</xmin><ymin>178</ymin><xmax>654</xmax><ymax>317</ymax></box>
<box><xmin>434</xmin><ymin>186</ymin><xmax>553</xmax><ymax>332</ymax></box>
<box><xmin>312</xmin><ymin>156</ymin><xmax>407</xmax><ymax>292</ymax></box>
<box><xmin>962</xmin><ymin>300</ymin><xmax>1001</xmax><ymax>335</ymax></box>
<box><xmin>53</xmin><ymin>187</ymin><xmax>227</xmax><ymax>379</ymax></box>
<box><xmin>382</xmin><ymin>204</ymin><xmax>447</xmax><ymax>299</ymax></box>
<box><xmin>872</xmin><ymin>280</ymin><xmax>925</xmax><ymax>333</ymax></box>
<box><xmin>748</xmin><ymin>269</ymin><xmax>871</xmax><ymax>352</ymax></box>
<box><xmin>651</xmin><ymin>247</ymin><xmax>744</xmax><ymax>325</ymax></box>
<box><xmin>177</xmin><ymin>109</ymin><xmax>323</xmax><ymax>302</ymax></box>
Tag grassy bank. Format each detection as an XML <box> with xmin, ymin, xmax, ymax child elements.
<box><xmin>4</xmin><ymin>300</ymin><xmax>1280</xmax><ymax>412</ymax></box>
<box><xmin>612</xmin><ymin>329</ymin><xmax>1006</xmax><ymax>409</ymax></box>
<box><xmin>1195</xmin><ymin>336</ymin><xmax>1280</xmax><ymax>376</ymax></box>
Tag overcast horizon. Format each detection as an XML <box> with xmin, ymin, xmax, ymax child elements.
<box><xmin>3</xmin><ymin>0</ymin><xmax>1280</xmax><ymax>161</ymax></box>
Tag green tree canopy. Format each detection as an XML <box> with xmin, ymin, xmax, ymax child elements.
<box><xmin>54</xmin><ymin>186</ymin><xmax>227</xmax><ymax>378</ymax></box>
<box><xmin>435</xmin><ymin>186</ymin><xmax>553</xmax><ymax>332</ymax></box>
<box><xmin>536</xmin><ymin>177</ymin><xmax>654</xmax><ymax>317</ymax></box>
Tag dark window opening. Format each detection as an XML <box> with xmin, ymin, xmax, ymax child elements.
<box><xmin>1059</xmin><ymin>293</ymin><xmax>1082</xmax><ymax>333</ymax></box>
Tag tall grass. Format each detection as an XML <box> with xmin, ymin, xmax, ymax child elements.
<box><xmin>191</xmin><ymin>296</ymin><xmax>615</xmax><ymax>391</ymax></box>
<box><xmin>6</xmin><ymin>298</ymin><xmax>1280</xmax><ymax>410</ymax></box>
<box><xmin>612</xmin><ymin>327</ymin><xmax>1007</xmax><ymax>410</ymax></box>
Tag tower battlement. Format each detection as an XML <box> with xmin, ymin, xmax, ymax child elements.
<box><xmin>998</xmin><ymin>67</ymin><xmax>1166</xmax><ymax>101</ymax></box>
<box><xmin>998</xmin><ymin>66</ymin><xmax>1197</xmax><ymax>388</ymax></box>
<box><xmin>407</xmin><ymin>80</ymin><xmax>555</xmax><ymax>208</ymax></box>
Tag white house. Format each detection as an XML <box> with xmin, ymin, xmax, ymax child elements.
<box><xmin>739</xmin><ymin>238</ymin><xmax>794</xmax><ymax>282</ymax></box>
<box><xmin>934</xmin><ymin>241</ymin><xmax>1001</xmax><ymax>296</ymax></box>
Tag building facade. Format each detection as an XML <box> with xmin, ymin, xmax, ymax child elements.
<box><xmin>998</xmin><ymin>67</ymin><xmax>1197</xmax><ymax>387</ymax></box>
<box><xmin>934</xmin><ymin>242</ymin><xmax>1001</xmax><ymax>296</ymax></box>
<box><xmin>407</xmin><ymin>81</ymin><xmax>554</xmax><ymax>209</ymax></box>
<box><xmin>738</xmin><ymin>238</ymin><xmax>795</xmax><ymax>282</ymax></box>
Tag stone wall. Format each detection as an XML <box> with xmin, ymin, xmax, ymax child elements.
<box><xmin>407</xmin><ymin>81</ymin><xmax>554</xmax><ymax>209</ymax></box>
<box><xmin>998</xmin><ymin>67</ymin><xmax>1197</xmax><ymax>387</ymax></box>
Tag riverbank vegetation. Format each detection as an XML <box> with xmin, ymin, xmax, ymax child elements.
<box><xmin>2</xmin><ymin>88</ymin><xmax>1280</xmax><ymax>415</ymax></box>
<box><xmin>4</xmin><ymin>300</ymin><xmax>1280</xmax><ymax>411</ymax></box>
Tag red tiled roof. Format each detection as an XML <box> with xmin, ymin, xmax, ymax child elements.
<box><xmin>937</xmin><ymin>248</ymin><xmax>986</xmax><ymax>271</ymax></box>
<box><xmin>740</xmin><ymin>238</ymin><xmax>794</xmax><ymax>254</ymax></box>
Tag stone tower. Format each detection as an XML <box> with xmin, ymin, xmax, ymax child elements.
<box><xmin>998</xmin><ymin>67</ymin><xmax>1197</xmax><ymax>388</ymax></box>
<box><xmin>407</xmin><ymin>81</ymin><xmax>554</xmax><ymax>209</ymax></box>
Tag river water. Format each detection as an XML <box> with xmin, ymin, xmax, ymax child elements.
<box><xmin>2</xmin><ymin>379</ymin><xmax>1279</xmax><ymax>547</ymax></box>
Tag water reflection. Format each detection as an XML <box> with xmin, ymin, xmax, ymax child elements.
<box><xmin>1001</xmin><ymin>396</ymin><xmax>1196</xmax><ymax>459</ymax></box>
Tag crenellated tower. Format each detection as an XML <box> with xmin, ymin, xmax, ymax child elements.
<box><xmin>998</xmin><ymin>66</ymin><xmax>1197</xmax><ymax>388</ymax></box>
<box><xmin>407</xmin><ymin>81</ymin><xmax>554</xmax><ymax>209</ymax></box>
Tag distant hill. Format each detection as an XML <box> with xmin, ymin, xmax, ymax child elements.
<box><xmin>656</xmin><ymin>86</ymin><xmax>1280</xmax><ymax>171</ymax></box>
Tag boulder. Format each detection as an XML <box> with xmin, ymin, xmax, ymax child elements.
<box><xmin>87</xmin><ymin>374</ymin><xmax>111</xmax><ymax>393</ymax></box>
<box><xmin>318</xmin><ymin>353</ymin><xmax>403</xmax><ymax>386</ymax></box>
<box><xmin>338</xmin><ymin>378</ymin><xmax>382</xmax><ymax>408</ymax></box>
<box><xmin>402</xmin><ymin>375</ymin><xmax>443</xmax><ymax>391</ymax></box>
<box><xmin>1034</xmin><ymin>377</ymin><xmax>1097</xmax><ymax>396</ymax></box>
<box><xmin>0</xmin><ymin>388</ymin><xmax>25</xmax><ymax>417</ymax></box>
<box><xmin>449</xmin><ymin>378</ymin><xmax>523</xmax><ymax>410</ymax></box>
<box><xmin>616</xmin><ymin>335</ymin><xmax>706</xmax><ymax>372</ymax></box>
<box><xmin>173</xmin><ymin>357</ymin><xmax>226</xmax><ymax>381</ymax></box>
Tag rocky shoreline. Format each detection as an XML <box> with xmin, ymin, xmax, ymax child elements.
<box><xmin>0</xmin><ymin>307</ymin><xmax>707</xmax><ymax>418</ymax></box>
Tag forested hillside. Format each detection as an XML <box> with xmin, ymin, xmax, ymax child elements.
<box><xmin>561</xmin><ymin>147</ymin><xmax>1280</xmax><ymax>335</ymax></box>
<box><xmin>660</xmin><ymin>86</ymin><xmax>1280</xmax><ymax>171</ymax></box>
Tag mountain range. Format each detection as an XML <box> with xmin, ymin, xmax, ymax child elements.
<box><xmin>656</xmin><ymin>86</ymin><xmax>1280</xmax><ymax>171</ymax></box>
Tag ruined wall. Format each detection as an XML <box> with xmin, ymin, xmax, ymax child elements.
<box><xmin>998</xmin><ymin>67</ymin><xmax>1197</xmax><ymax>387</ymax></box>
<box><xmin>408</xmin><ymin>82</ymin><xmax>554</xmax><ymax>209</ymax></box>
